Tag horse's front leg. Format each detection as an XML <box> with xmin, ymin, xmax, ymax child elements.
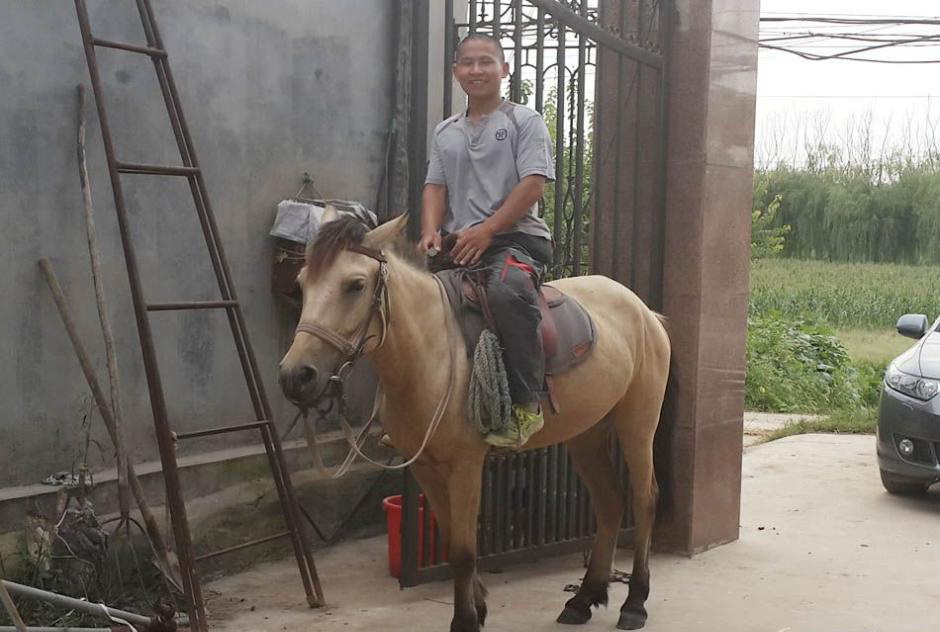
<box><xmin>446</xmin><ymin>455</ymin><xmax>487</xmax><ymax>632</ymax></box>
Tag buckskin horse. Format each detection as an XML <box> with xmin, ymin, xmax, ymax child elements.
<box><xmin>279</xmin><ymin>210</ymin><xmax>671</xmax><ymax>631</ymax></box>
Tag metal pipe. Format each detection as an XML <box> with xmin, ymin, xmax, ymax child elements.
<box><xmin>553</xmin><ymin>21</ymin><xmax>566</xmax><ymax>269</ymax></box>
<box><xmin>0</xmin><ymin>628</ymin><xmax>115</xmax><ymax>632</ymax></box>
<box><xmin>400</xmin><ymin>469</ymin><xmax>420</xmax><ymax>587</ymax></box>
<box><xmin>527</xmin><ymin>0</ymin><xmax>663</xmax><ymax>68</ymax></box>
<box><xmin>511</xmin><ymin>0</ymin><xmax>523</xmax><ymax>101</ymax></box>
<box><xmin>535</xmin><ymin>9</ymin><xmax>545</xmax><ymax>112</ymax></box>
<box><xmin>174</xmin><ymin>420</ymin><xmax>268</xmax><ymax>441</ymax></box>
<box><xmin>194</xmin><ymin>531</ymin><xmax>290</xmax><ymax>562</ymax></box>
<box><xmin>572</xmin><ymin>1</ymin><xmax>587</xmax><ymax>276</ymax></box>
<box><xmin>92</xmin><ymin>37</ymin><xmax>166</xmax><ymax>57</ymax></box>
<box><xmin>146</xmin><ymin>300</ymin><xmax>237</xmax><ymax>311</ymax></box>
<box><xmin>444</xmin><ymin>0</ymin><xmax>454</xmax><ymax>117</ymax></box>
<box><xmin>1</xmin><ymin>581</ymin><xmax>150</xmax><ymax>627</ymax></box>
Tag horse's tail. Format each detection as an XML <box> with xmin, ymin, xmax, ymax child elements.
<box><xmin>653</xmin><ymin>322</ymin><xmax>676</xmax><ymax>524</ymax></box>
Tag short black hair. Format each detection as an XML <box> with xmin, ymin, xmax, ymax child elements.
<box><xmin>454</xmin><ymin>33</ymin><xmax>505</xmax><ymax>63</ymax></box>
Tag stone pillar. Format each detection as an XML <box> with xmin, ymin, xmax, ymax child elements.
<box><xmin>654</xmin><ymin>0</ymin><xmax>759</xmax><ymax>554</ymax></box>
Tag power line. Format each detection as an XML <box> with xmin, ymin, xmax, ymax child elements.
<box><xmin>759</xmin><ymin>95</ymin><xmax>939</xmax><ymax>99</ymax></box>
<box><xmin>761</xmin><ymin>17</ymin><xmax>940</xmax><ymax>26</ymax></box>
<box><xmin>762</xmin><ymin>12</ymin><xmax>940</xmax><ymax>20</ymax></box>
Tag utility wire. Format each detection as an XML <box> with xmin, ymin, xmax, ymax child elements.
<box><xmin>757</xmin><ymin>16</ymin><xmax>940</xmax><ymax>63</ymax></box>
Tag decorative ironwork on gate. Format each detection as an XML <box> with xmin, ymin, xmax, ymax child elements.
<box><xmin>400</xmin><ymin>0</ymin><xmax>671</xmax><ymax>587</ymax></box>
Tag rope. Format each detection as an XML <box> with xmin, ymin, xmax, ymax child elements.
<box><xmin>468</xmin><ymin>329</ymin><xmax>512</xmax><ymax>435</ymax></box>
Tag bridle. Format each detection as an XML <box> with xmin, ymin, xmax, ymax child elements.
<box><xmin>292</xmin><ymin>243</ymin><xmax>457</xmax><ymax>478</ymax></box>
<box><xmin>294</xmin><ymin>243</ymin><xmax>391</xmax><ymax>405</ymax></box>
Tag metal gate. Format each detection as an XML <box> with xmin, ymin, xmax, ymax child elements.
<box><xmin>400</xmin><ymin>0</ymin><xmax>671</xmax><ymax>586</ymax></box>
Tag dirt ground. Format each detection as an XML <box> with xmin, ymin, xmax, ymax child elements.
<box><xmin>204</xmin><ymin>432</ymin><xmax>939</xmax><ymax>632</ymax></box>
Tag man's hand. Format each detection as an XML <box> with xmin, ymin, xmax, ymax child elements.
<box><xmin>419</xmin><ymin>230</ymin><xmax>442</xmax><ymax>256</ymax></box>
<box><xmin>451</xmin><ymin>223</ymin><xmax>495</xmax><ymax>266</ymax></box>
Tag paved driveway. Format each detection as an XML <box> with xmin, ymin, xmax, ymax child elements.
<box><xmin>207</xmin><ymin>434</ymin><xmax>939</xmax><ymax>632</ymax></box>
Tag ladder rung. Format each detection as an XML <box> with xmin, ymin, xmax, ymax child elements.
<box><xmin>175</xmin><ymin>420</ymin><xmax>270</xmax><ymax>441</ymax></box>
<box><xmin>195</xmin><ymin>531</ymin><xmax>291</xmax><ymax>562</ymax></box>
<box><xmin>93</xmin><ymin>37</ymin><xmax>167</xmax><ymax>57</ymax></box>
<box><xmin>147</xmin><ymin>300</ymin><xmax>239</xmax><ymax>311</ymax></box>
<box><xmin>115</xmin><ymin>161</ymin><xmax>200</xmax><ymax>176</ymax></box>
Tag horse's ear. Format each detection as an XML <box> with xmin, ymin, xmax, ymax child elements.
<box><xmin>363</xmin><ymin>213</ymin><xmax>409</xmax><ymax>250</ymax></box>
<box><xmin>321</xmin><ymin>204</ymin><xmax>340</xmax><ymax>225</ymax></box>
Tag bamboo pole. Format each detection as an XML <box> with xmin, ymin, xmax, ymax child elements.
<box><xmin>76</xmin><ymin>84</ymin><xmax>131</xmax><ymax>519</ymax></box>
<box><xmin>0</xmin><ymin>576</ymin><xmax>27</xmax><ymax>632</ymax></box>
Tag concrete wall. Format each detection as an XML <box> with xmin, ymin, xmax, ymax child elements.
<box><xmin>0</xmin><ymin>1</ymin><xmax>397</xmax><ymax>488</ymax></box>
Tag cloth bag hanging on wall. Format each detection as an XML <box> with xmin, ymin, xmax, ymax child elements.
<box><xmin>269</xmin><ymin>198</ymin><xmax>378</xmax><ymax>300</ymax></box>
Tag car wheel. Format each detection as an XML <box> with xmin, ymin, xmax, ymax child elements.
<box><xmin>880</xmin><ymin>469</ymin><xmax>928</xmax><ymax>495</ymax></box>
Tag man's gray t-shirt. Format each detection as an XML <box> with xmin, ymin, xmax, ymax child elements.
<box><xmin>425</xmin><ymin>100</ymin><xmax>554</xmax><ymax>241</ymax></box>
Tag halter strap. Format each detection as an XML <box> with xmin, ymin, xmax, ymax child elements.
<box><xmin>294</xmin><ymin>321</ymin><xmax>358</xmax><ymax>357</ymax></box>
<box><xmin>294</xmin><ymin>245</ymin><xmax>389</xmax><ymax>359</ymax></box>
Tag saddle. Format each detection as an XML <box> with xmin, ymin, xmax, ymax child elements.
<box><xmin>435</xmin><ymin>263</ymin><xmax>596</xmax><ymax>412</ymax></box>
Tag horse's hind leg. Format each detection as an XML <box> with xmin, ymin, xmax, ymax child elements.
<box><xmin>611</xmin><ymin>390</ymin><xmax>663</xmax><ymax>630</ymax></box>
<box><xmin>557</xmin><ymin>423</ymin><xmax>625</xmax><ymax>625</ymax></box>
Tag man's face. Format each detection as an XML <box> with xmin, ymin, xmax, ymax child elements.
<box><xmin>453</xmin><ymin>39</ymin><xmax>508</xmax><ymax>101</ymax></box>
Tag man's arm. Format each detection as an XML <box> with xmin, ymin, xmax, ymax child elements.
<box><xmin>449</xmin><ymin>175</ymin><xmax>546</xmax><ymax>266</ymax></box>
<box><xmin>419</xmin><ymin>183</ymin><xmax>447</xmax><ymax>254</ymax></box>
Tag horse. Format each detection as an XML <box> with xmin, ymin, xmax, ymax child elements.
<box><xmin>279</xmin><ymin>210</ymin><xmax>671</xmax><ymax>631</ymax></box>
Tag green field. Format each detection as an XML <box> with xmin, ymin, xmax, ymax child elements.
<box><xmin>747</xmin><ymin>258</ymin><xmax>940</xmax><ymax>430</ymax></box>
<box><xmin>750</xmin><ymin>258</ymin><xmax>940</xmax><ymax>330</ymax></box>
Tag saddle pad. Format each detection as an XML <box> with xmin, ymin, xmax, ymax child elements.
<box><xmin>437</xmin><ymin>269</ymin><xmax>596</xmax><ymax>375</ymax></box>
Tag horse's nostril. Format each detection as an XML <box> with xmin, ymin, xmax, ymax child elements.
<box><xmin>299</xmin><ymin>365</ymin><xmax>317</xmax><ymax>385</ymax></box>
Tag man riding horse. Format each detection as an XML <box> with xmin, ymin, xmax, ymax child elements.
<box><xmin>420</xmin><ymin>33</ymin><xmax>554</xmax><ymax>448</ymax></box>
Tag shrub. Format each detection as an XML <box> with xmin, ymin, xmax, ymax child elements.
<box><xmin>746</xmin><ymin>314</ymin><xmax>875</xmax><ymax>413</ymax></box>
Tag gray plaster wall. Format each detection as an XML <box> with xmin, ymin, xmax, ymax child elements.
<box><xmin>0</xmin><ymin>1</ymin><xmax>397</xmax><ymax>488</ymax></box>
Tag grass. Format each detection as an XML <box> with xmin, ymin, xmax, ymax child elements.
<box><xmin>750</xmin><ymin>258</ymin><xmax>940</xmax><ymax>329</ymax></box>
<box><xmin>837</xmin><ymin>328</ymin><xmax>915</xmax><ymax>364</ymax></box>
<box><xmin>764</xmin><ymin>406</ymin><xmax>879</xmax><ymax>442</ymax></box>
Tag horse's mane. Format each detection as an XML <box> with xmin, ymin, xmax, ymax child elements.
<box><xmin>306</xmin><ymin>215</ymin><xmax>368</xmax><ymax>275</ymax></box>
<box><xmin>306</xmin><ymin>214</ymin><xmax>431</xmax><ymax>275</ymax></box>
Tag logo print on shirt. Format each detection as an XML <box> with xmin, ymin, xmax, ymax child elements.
<box><xmin>495</xmin><ymin>128</ymin><xmax>508</xmax><ymax>141</ymax></box>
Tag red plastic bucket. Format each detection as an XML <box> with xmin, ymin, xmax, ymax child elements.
<box><xmin>382</xmin><ymin>494</ymin><xmax>444</xmax><ymax>578</ymax></box>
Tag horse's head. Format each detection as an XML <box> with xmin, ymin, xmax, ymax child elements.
<box><xmin>278</xmin><ymin>209</ymin><xmax>409</xmax><ymax>408</ymax></box>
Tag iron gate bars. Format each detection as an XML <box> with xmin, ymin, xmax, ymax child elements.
<box><xmin>400</xmin><ymin>0</ymin><xmax>670</xmax><ymax>587</ymax></box>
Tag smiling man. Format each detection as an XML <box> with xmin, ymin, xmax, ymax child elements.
<box><xmin>420</xmin><ymin>33</ymin><xmax>555</xmax><ymax>448</ymax></box>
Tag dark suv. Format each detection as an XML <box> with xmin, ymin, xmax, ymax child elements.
<box><xmin>876</xmin><ymin>314</ymin><xmax>940</xmax><ymax>494</ymax></box>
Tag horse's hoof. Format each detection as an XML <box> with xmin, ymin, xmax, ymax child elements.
<box><xmin>557</xmin><ymin>605</ymin><xmax>592</xmax><ymax>625</ymax></box>
<box><xmin>616</xmin><ymin>609</ymin><xmax>647</xmax><ymax>630</ymax></box>
<box><xmin>450</xmin><ymin>616</ymin><xmax>480</xmax><ymax>632</ymax></box>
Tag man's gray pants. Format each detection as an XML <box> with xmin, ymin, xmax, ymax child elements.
<box><xmin>481</xmin><ymin>233</ymin><xmax>554</xmax><ymax>407</ymax></box>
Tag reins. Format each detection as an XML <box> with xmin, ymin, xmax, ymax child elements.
<box><xmin>294</xmin><ymin>247</ymin><xmax>457</xmax><ymax>478</ymax></box>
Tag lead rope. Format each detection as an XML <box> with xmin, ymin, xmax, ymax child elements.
<box><xmin>302</xmin><ymin>275</ymin><xmax>456</xmax><ymax>477</ymax></box>
<box><xmin>468</xmin><ymin>328</ymin><xmax>512</xmax><ymax>435</ymax></box>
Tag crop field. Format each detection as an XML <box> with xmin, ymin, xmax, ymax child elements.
<box><xmin>750</xmin><ymin>259</ymin><xmax>940</xmax><ymax>330</ymax></box>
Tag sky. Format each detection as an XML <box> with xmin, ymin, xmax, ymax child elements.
<box><xmin>756</xmin><ymin>0</ymin><xmax>940</xmax><ymax>166</ymax></box>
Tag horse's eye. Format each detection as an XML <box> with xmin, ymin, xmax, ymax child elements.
<box><xmin>346</xmin><ymin>279</ymin><xmax>366</xmax><ymax>294</ymax></box>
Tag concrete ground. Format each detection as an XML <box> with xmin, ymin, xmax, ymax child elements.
<box><xmin>205</xmin><ymin>432</ymin><xmax>939</xmax><ymax>632</ymax></box>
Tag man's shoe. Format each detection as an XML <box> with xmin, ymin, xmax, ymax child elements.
<box><xmin>485</xmin><ymin>403</ymin><xmax>544</xmax><ymax>448</ymax></box>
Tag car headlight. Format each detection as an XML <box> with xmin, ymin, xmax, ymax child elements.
<box><xmin>885</xmin><ymin>364</ymin><xmax>939</xmax><ymax>401</ymax></box>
